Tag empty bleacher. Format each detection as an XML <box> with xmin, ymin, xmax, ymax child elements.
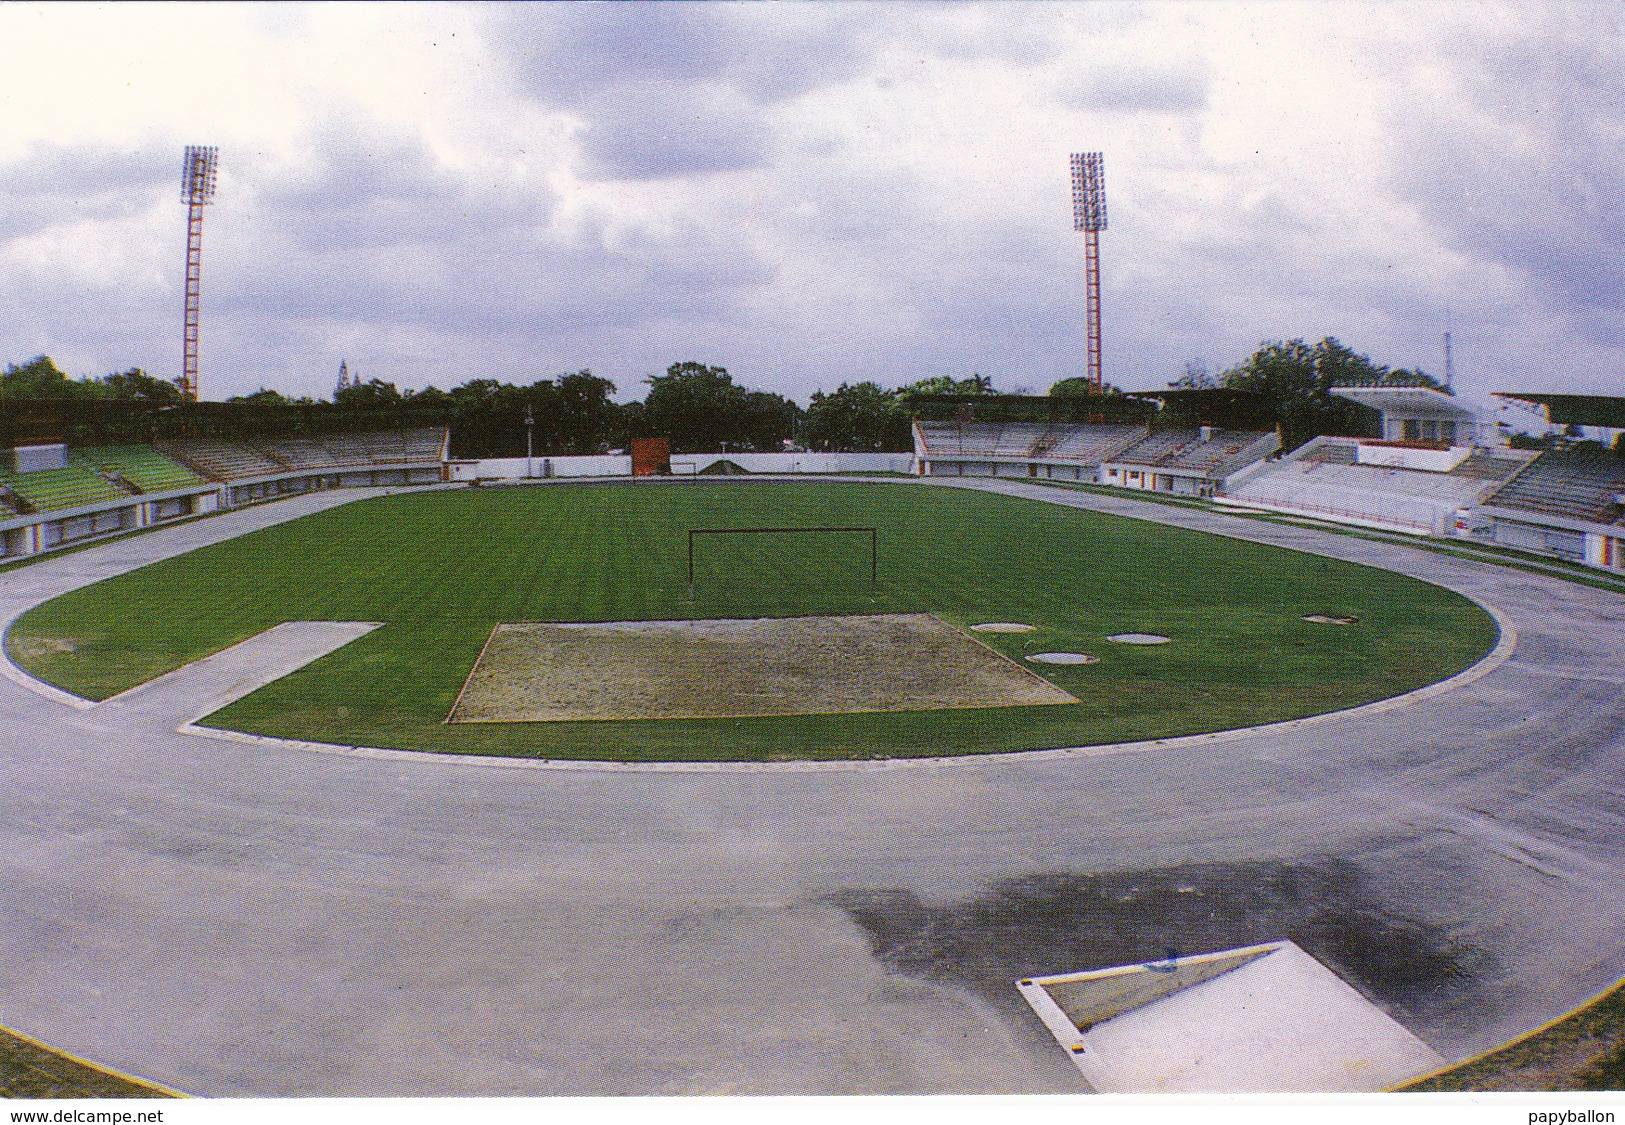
<box><xmin>1111</xmin><ymin>428</ymin><xmax>1281</xmax><ymax>477</ymax></box>
<box><xmin>1294</xmin><ymin>440</ymin><xmax>1358</xmax><ymax>465</ymax></box>
<box><xmin>0</xmin><ymin>465</ymin><xmax>131</xmax><ymax>513</ymax></box>
<box><xmin>1223</xmin><ymin>438</ymin><xmax>1530</xmax><ymax>535</ymax></box>
<box><xmin>1045</xmin><ymin>424</ymin><xmax>1148</xmax><ymax>463</ymax></box>
<box><xmin>1484</xmin><ymin>450</ymin><xmax>1625</xmax><ymax>526</ymax></box>
<box><xmin>158</xmin><ymin>439</ymin><xmax>289</xmax><ymax>482</ymax></box>
<box><xmin>1449</xmin><ymin>451</ymin><xmax>1530</xmax><ymax>483</ymax></box>
<box><xmin>916</xmin><ymin>421</ymin><xmax>1146</xmax><ymax>467</ymax></box>
<box><xmin>71</xmin><ymin>446</ymin><xmax>208</xmax><ymax>494</ymax></box>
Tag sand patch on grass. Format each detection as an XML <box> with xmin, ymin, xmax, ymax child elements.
<box><xmin>448</xmin><ymin>612</ymin><xmax>1078</xmax><ymax>722</ymax></box>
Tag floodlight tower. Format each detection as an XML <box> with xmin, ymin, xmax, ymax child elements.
<box><xmin>1070</xmin><ymin>152</ymin><xmax>1108</xmax><ymax>389</ymax></box>
<box><xmin>178</xmin><ymin>145</ymin><xmax>219</xmax><ymax>401</ymax></box>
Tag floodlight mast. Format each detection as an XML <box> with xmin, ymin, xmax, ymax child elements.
<box><xmin>179</xmin><ymin>145</ymin><xmax>219</xmax><ymax>402</ymax></box>
<box><xmin>1070</xmin><ymin>152</ymin><xmax>1107</xmax><ymax>390</ymax></box>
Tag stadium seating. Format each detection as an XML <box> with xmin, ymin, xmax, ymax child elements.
<box><xmin>71</xmin><ymin>446</ymin><xmax>208</xmax><ymax>494</ymax></box>
<box><xmin>1297</xmin><ymin>441</ymin><xmax>1358</xmax><ymax>465</ymax></box>
<box><xmin>1449</xmin><ymin>451</ymin><xmax>1530</xmax><ymax>483</ymax></box>
<box><xmin>1484</xmin><ymin>450</ymin><xmax>1625</xmax><ymax>526</ymax></box>
<box><xmin>0</xmin><ymin>466</ymin><xmax>130</xmax><ymax>513</ymax></box>
<box><xmin>158</xmin><ymin>440</ymin><xmax>289</xmax><ymax>481</ymax></box>
<box><xmin>1046</xmin><ymin>425</ymin><xmax>1148</xmax><ymax>463</ymax></box>
<box><xmin>916</xmin><ymin>421</ymin><xmax>1147</xmax><ymax>466</ymax></box>
<box><xmin>1223</xmin><ymin>442</ymin><xmax>1528</xmax><ymax>534</ymax></box>
<box><xmin>156</xmin><ymin>430</ymin><xmax>446</xmax><ymax>482</ymax></box>
<box><xmin>1110</xmin><ymin>428</ymin><xmax>1280</xmax><ymax>476</ymax></box>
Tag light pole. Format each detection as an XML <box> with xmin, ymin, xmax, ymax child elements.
<box><xmin>1070</xmin><ymin>152</ymin><xmax>1108</xmax><ymax>390</ymax></box>
<box><xmin>525</xmin><ymin>404</ymin><xmax>535</xmax><ymax>479</ymax></box>
<box><xmin>179</xmin><ymin>145</ymin><xmax>218</xmax><ymax>401</ymax></box>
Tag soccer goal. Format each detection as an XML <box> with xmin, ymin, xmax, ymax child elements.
<box><xmin>687</xmin><ymin>526</ymin><xmax>877</xmax><ymax>599</ymax></box>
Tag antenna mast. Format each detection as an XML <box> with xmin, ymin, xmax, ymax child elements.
<box><xmin>179</xmin><ymin>145</ymin><xmax>219</xmax><ymax>401</ymax></box>
<box><xmin>1070</xmin><ymin>152</ymin><xmax>1108</xmax><ymax>390</ymax></box>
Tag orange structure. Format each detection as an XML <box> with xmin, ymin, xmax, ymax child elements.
<box><xmin>631</xmin><ymin>437</ymin><xmax>671</xmax><ymax>477</ymax></box>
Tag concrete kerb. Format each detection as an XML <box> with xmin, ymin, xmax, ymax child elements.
<box><xmin>8</xmin><ymin>474</ymin><xmax>1521</xmax><ymax>775</ymax></box>
<box><xmin>175</xmin><ymin>599</ymin><xmax>1519</xmax><ymax>775</ymax></box>
<box><xmin>0</xmin><ymin>1017</ymin><xmax>191</xmax><ymax>1098</ymax></box>
<box><xmin>0</xmin><ymin>487</ymin><xmax>397</xmax><ymax>713</ymax></box>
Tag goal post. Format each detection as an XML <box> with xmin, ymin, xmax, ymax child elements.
<box><xmin>687</xmin><ymin>526</ymin><xmax>877</xmax><ymax>599</ymax></box>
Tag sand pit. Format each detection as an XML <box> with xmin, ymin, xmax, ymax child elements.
<box><xmin>448</xmin><ymin>612</ymin><xmax>1079</xmax><ymax>722</ymax></box>
<box><xmin>1026</xmin><ymin>652</ymin><xmax>1098</xmax><ymax>665</ymax></box>
<box><xmin>1108</xmin><ymin>633</ymin><xmax>1171</xmax><ymax>645</ymax></box>
<box><xmin>1302</xmin><ymin>614</ymin><xmax>1358</xmax><ymax>625</ymax></box>
<box><xmin>971</xmin><ymin>622</ymin><xmax>1035</xmax><ymax>633</ymax></box>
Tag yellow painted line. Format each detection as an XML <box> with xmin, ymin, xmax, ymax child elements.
<box><xmin>1389</xmin><ymin>973</ymin><xmax>1625</xmax><ymax>1090</ymax></box>
<box><xmin>0</xmin><ymin>1019</ymin><xmax>190</xmax><ymax>1098</ymax></box>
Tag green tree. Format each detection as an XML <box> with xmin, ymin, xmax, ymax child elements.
<box><xmin>639</xmin><ymin>362</ymin><xmax>796</xmax><ymax>453</ymax></box>
<box><xmin>1217</xmin><ymin>337</ymin><xmax>1435</xmax><ymax>450</ymax></box>
<box><xmin>801</xmin><ymin>381</ymin><xmax>912</xmax><ymax>452</ymax></box>
<box><xmin>335</xmin><ymin>377</ymin><xmax>405</xmax><ymax>408</ymax></box>
<box><xmin>228</xmin><ymin>388</ymin><xmax>291</xmax><ymax>406</ymax></box>
<box><xmin>552</xmin><ymin>371</ymin><xmax>620</xmax><ymax>454</ymax></box>
<box><xmin>1049</xmin><ymin>376</ymin><xmax>1131</xmax><ymax>397</ymax></box>
<box><xmin>99</xmin><ymin>368</ymin><xmax>187</xmax><ymax>404</ymax></box>
<box><xmin>1</xmin><ymin>356</ymin><xmax>81</xmax><ymax>399</ymax></box>
<box><xmin>896</xmin><ymin>374</ymin><xmax>994</xmax><ymax>397</ymax></box>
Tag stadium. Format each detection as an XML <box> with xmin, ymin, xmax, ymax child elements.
<box><xmin>1</xmin><ymin>38</ymin><xmax>1622</xmax><ymax>1099</ymax></box>
<box><xmin>3</xmin><ymin>384</ymin><xmax>1625</xmax><ymax>1096</ymax></box>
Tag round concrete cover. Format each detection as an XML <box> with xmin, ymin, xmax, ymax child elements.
<box><xmin>971</xmin><ymin>622</ymin><xmax>1036</xmax><ymax>633</ymax></box>
<box><xmin>1026</xmin><ymin>652</ymin><xmax>1098</xmax><ymax>665</ymax></box>
<box><xmin>1108</xmin><ymin>633</ymin><xmax>1171</xmax><ymax>644</ymax></box>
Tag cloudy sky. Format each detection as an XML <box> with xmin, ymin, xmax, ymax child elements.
<box><xmin>0</xmin><ymin>2</ymin><xmax>1619</xmax><ymax>404</ymax></box>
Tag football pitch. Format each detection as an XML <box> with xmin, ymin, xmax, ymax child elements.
<box><xmin>7</xmin><ymin>481</ymin><xmax>1498</xmax><ymax>762</ymax></box>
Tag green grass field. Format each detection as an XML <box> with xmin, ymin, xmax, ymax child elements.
<box><xmin>7</xmin><ymin>481</ymin><xmax>1498</xmax><ymax>761</ymax></box>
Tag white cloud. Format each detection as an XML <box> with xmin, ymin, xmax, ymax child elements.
<box><xmin>0</xmin><ymin>1</ymin><xmax>1618</xmax><ymax>401</ymax></box>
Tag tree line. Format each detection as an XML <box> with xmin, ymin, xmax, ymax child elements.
<box><xmin>3</xmin><ymin>337</ymin><xmax>1455</xmax><ymax>457</ymax></box>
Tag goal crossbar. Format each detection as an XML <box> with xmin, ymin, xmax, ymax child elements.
<box><xmin>687</xmin><ymin>526</ymin><xmax>877</xmax><ymax>598</ymax></box>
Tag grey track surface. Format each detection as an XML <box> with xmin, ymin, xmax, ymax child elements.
<box><xmin>1</xmin><ymin>478</ymin><xmax>1622</xmax><ymax>1095</ymax></box>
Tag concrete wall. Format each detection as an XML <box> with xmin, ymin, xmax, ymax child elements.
<box><xmin>1357</xmin><ymin>444</ymin><xmax>1471</xmax><ymax>473</ymax></box>
<box><xmin>1</xmin><ymin>463</ymin><xmax>439</xmax><ymax>561</ymax></box>
<box><xmin>449</xmin><ymin>452</ymin><xmax>914</xmax><ymax>481</ymax></box>
<box><xmin>7</xmin><ymin>444</ymin><xmax>69</xmax><ymax>473</ymax></box>
<box><xmin>0</xmin><ymin>484</ymin><xmax>218</xmax><ymax>559</ymax></box>
<box><xmin>447</xmin><ymin>456</ymin><xmax>631</xmax><ymax>481</ymax></box>
<box><xmin>671</xmin><ymin>452</ymin><xmax>915</xmax><ymax>475</ymax></box>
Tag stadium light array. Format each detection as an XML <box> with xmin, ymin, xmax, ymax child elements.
<box><xmin>1070</xmin><ymin>152</ymin><xmax>1107</xmax><ymax>389</ymax></box>
<box><xmin>179</xmin><ymin>145</ymin><xmax>219</xmax><ymax>402</ymax></box>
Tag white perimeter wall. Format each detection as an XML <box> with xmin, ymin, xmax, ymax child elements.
<box><xmin>671</xmin><ymin>452</ymin><xmax>915</xmax><ymax>475</ymax></box>
<box><xmin>1356</xmin><ymin>444</ymin><xmax>1471</xmax><ymax>473</ymax></box>
<box><xmin>448</xmin><ymin>455</ymin><xmax>630</xmax><ymax>481</ymax></box>
<box><xmin>449</xmin><ymin>452</ymin><xmax>915</xmax><ymax>480</ymax></box>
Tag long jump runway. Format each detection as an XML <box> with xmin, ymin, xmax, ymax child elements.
<box><xmin>1</xmin><ymin>480</ymin><xmax>1622</xmax><ymax>1095</ymax></box>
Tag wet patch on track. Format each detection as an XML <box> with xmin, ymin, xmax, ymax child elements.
<box><xmin>828</xmin><ymin>858</ymin><xmax>1490</xmax><ymax>1034</ymax></box>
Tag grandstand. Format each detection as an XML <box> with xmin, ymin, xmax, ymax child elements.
<box><xmin>913</xmin><ymin>420</ymin><xmax>1280</xmax><ymax>495</ymax></box>
<box><xmin>71</xmin><ymin>445</ymin><xmax>209</xmax><ymax>494</ymax></box>
<box><xmin>1098</xmin><ymin>426</ymin><xmax>1281</xmax><ymax>498</ymax></box>
<box><xmin>914</xmin><ymin>421</ymin><xmax>1149</xmax><ymax>481</ymax></box>
<box><xmin>158</xmin><ymin>438</ymin><xmax>289</xmax><ymax>481</ymax></box>
<box><xmin>159</xmin><ymin>427</ymin><xmax>446</xmax><ymax>482</ymax></box>
<box><xmin>1221</xmin><ymin>436</ymin><xmax>1533</xmax><ymax>536</ymax></box>
<box><xmin>0</xmin><ymin>464</ymin><xmax>131</xmax><ymax>513</ymax></box>
<box><xmin>2</xmin><ymin>428</ymin><xmax>447</xmax><ymax>561</ymax></box>
<box><xmin>1476</xmin><ymin>448</ymin><xmax>1625</xmax><ymax>567</ymax></box>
